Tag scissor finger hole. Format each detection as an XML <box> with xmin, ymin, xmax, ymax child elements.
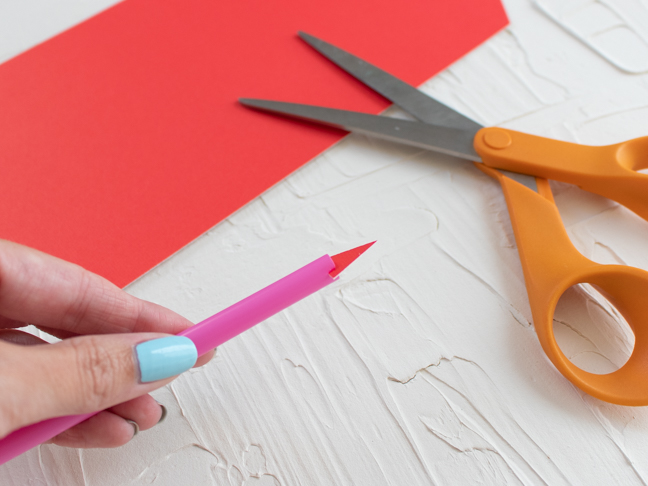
<box><xmin>553</xmin><ymin>283</ymin><xmax>634</xmax><ymax>374</ymax></box>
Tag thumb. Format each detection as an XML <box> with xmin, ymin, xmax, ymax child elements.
<box><xmin>0</xmin><ymin>333</ymin><xmax>197</xmax><ymax>437</ymax></box>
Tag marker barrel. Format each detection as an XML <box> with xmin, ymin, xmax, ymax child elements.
<box><xmin>0</xmin><ymin>254</ymin><xmax>336</xmax><ymax>464</ymax></box>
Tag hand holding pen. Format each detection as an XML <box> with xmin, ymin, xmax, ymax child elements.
<box><xmin>0</xmin><ymin>239</ymin><xmax>373</xmax><ymax>463</ymax></box>
<box><xmin>0</xmin><ymin>239</ymin><xmax>214</xmax><ymax>449</ymax></box>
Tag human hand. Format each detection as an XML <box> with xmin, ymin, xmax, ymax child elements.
<box><xmin>0</xmin><ymin>240</ymin><xmax>214</xmax><ymax>448</ymax></box>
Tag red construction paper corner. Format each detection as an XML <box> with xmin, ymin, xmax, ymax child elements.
<box><xmin>0</xmin><ymin>0</ymin><xmax>508</xmax><ymax>287</ymax></box>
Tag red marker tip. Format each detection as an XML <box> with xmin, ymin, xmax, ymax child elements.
<box><xmin>329</xmin><ymin>241</ymin><xmax>376</xmax><ymax>277</ymax></box>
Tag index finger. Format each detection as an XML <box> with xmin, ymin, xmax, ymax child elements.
<box><xmin>0</xmin><ymin>240</ymin><xmax>194</xmax><ymax>336</ymax></box>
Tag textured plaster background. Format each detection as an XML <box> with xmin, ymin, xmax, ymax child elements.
<box><xmin>3</xmin><ymin>0</ymin><xmax>648</xmax><ymax>484</ymax></box>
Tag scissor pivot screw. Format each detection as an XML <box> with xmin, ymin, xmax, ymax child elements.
<box><xmin>483</xmin><ymin>129</ymin><xmax>512</xmax><ymax>150</ymax></box>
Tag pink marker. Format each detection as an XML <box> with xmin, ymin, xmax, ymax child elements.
<box><xmin>0</xmin><ymin>242</ymin><xmax>374</xmax><ymax>464</ymax></box>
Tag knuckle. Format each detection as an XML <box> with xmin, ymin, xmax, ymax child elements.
<box><xmin>64</xmin><ymin>271</ymin><xmax>96</xmax><ymax>332</ymax></box>
<box><xmin>70</xmin><ymin>337</ymin><xmax>128</xmax><ymax>410</ymax></box>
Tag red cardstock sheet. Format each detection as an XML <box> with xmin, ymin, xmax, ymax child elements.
<box><xmin>0</xmin><ymin>0</ymin><xmax>508</xmax><ymax>287</ymax></box>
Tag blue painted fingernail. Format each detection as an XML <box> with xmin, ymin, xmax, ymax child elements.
<box><xmin>135</xmin><ymin>336</ymin><xmax>197</xmax><ymax>383</ymax></box>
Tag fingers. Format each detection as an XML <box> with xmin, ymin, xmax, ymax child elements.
<box><xmin>35</xmin><ymin>325</ymin><xmax>79</xmax><ymax>340</ymax></box>
<box><xmin>49</xmin><ymin>395</ymin><xmax>165</xmax><ymax>448</ymax></box>
<box><xmin>0</xmin><ymin>315</ymin><xmax>24</xmax><ymax>329</ymax></box>
<box><xmin>0</xmin><ymin>332</ymin><xmax>197</xmax><ymax>438</ymax></box>
<box><xmin>0</xmin><ymin>239</ymin><xmax>194</xmax><ymax>335</ymax></box>
<box><xmin>196</xmin><ymin>348</ymin><xmax>216</xmax><ymax>368</ymax></box>
<box><xmin>0</xmin><ymin>329</ymin><xmax>48</xmax><ymax>345</ymax></box>
<box><xmin>47</xmin><ymin>411</ymin><xmax>138</xmax><ymax>449</ymax></box>
<box><xmin>0</xmin><ymin>240</ymin><xmax>217</xmax><ymax>448</ymax></box>
<box><xmin>0</xmin><ymin>330</ymin><xmax>202</xmax><ymax>448</ymax></box>
<box><xmin>109</xmin><ymin>395</ymin><xmax>165</xmax><ymax>432</ymax></box>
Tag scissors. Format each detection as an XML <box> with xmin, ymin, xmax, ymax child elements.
<box><xmin>240</xmin><ymin>32</ymin><xmax>648</xmax><ymax>406</ymax></box>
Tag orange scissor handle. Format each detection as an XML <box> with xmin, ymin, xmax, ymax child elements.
<box><xmin>476</xmin><ymin>164</ymin><xmax>648</xmax><ymax>405</ymax></box>
<box><xmin>474</xmin><ymin>127</ymin><xmax>648</xmax><ymax>221</ymax></box>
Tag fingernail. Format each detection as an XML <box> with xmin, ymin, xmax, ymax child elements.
<box><xmin>135</xmin><ymin>336</ymin><xmax>197</xmax><ymax>383</ymax></box>
<box><xmin>158</xmin><ymin>404</ymin><xmax>168</xmax><ymax>424</ymax></box>
<box><xmin>126</xmin><ymin>419</ymin><xmax>139</xmax><ymax>437</ymax></box>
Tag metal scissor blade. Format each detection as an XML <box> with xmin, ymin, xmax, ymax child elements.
<box><xmin>239</xmin><ymin>98</ymin><xmax>481</xmax><ymax>162</ymax></box>
<box><xmin>298</xmin><ymin>31</ymin><xmax>482</xmax><ymax>132</ymax></box>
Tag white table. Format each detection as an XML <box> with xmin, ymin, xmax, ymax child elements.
<box><xmin>3</xmin><ymin>0</ymin><xmax>648</xmax><ymax>484</ymax></box>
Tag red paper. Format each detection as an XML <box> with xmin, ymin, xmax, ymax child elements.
<box><xmin>0</xmin><ymin>0</ymin><xmax>507</xmax><ymax>287</ymax></box>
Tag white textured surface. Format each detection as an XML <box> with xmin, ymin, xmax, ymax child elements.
<box><xmin>3</xmin><ymin>0</ymin><xmax>648</xmax><ymax>484</ymax></box>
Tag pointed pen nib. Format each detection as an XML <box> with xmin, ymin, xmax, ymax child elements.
<box><xmin>329</xmin><ymin>242</ymin><xmax>376</xmax><ymax>278</ymax></box>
